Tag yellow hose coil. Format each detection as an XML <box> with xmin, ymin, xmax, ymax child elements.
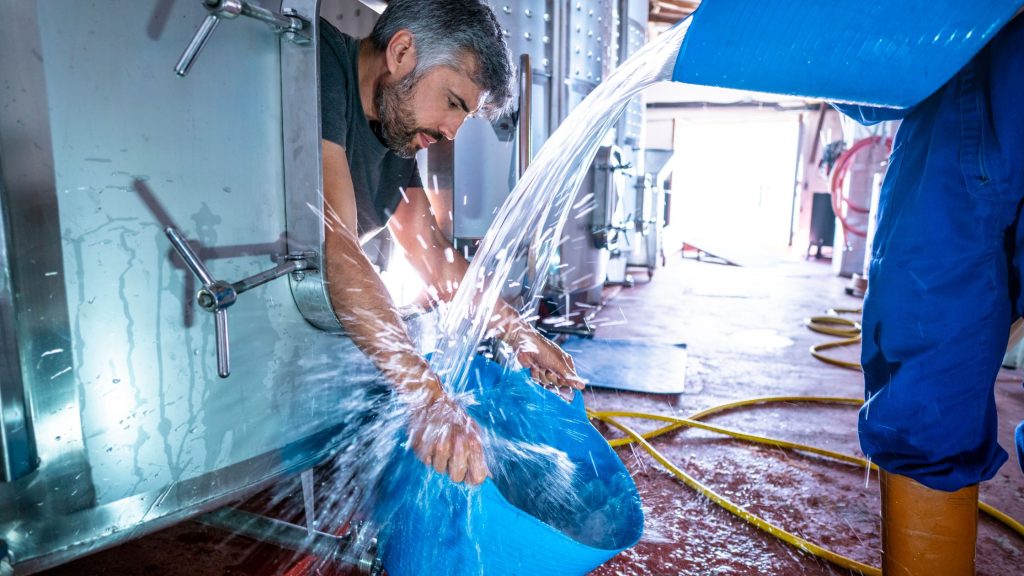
<box><xmin>806</xmin><ymin>308</ymin><xmax>863</xmax><ymax>371</ymax></box>
<box><xmin>587</xmin><ymin>393</ymin><xmax>1024</xmax><ymax>574</ymax></box>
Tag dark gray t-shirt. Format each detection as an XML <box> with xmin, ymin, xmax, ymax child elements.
<box><xmin>319</xmin><ymin>20</ymin><xmax>422</xmax><ymax>239</ymax></box>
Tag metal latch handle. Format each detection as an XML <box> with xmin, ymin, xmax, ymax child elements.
<box><xmin>165</xmin><ymin>226</ymin><xmax>313</xmax><ymax>378</ymax></box>
<box><xmin>175</xmin><ymin>0</ymin><xmax>310</xmax><ymax>77</ymax></box>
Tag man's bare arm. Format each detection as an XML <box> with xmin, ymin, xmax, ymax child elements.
<box><xmin>387</xmin><ymin>185</ymin><xmax>530</xmax><ymax>330</ymax></box>
<box><xmin>321</xmin><ymin>139</ymin><xmax>435</xmax><ymax>393</ymax></box>
<box><xmin>389</xmin><ymin>186</ymin><xmax>584</xmax><ymax>390</ymax></box>
<box><xmin>321</xmin><ymin>139</ymin><xmax>487</xmax><ymax>484</ymax></box>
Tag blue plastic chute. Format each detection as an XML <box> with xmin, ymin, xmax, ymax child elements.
<box><xmin>673</xmin><ymin>1</ymin><xmax>1024</xmax><ymax>108</ymax></box>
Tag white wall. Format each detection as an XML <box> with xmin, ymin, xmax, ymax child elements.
<box><xmin>646</xmin><ymin>105</ymin><xmax>805</xmax><ymax>260</ymax></box>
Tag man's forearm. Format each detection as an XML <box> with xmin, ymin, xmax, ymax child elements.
<box><xmin>324</xmin><ymin>229</ymin><xmax>487</xmax><ymax>486</ymax></box>
<box><xmin>325</xmin><ymin>229</ymin><xmax>441</xmax><ymax>399</ymax></box>
<box><xmin>489</xmin><ymin>297</ymin><xmax>532</xmax><ymax>342</ymax></box>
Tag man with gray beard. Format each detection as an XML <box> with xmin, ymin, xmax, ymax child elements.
<box><xmin>318</xmin><ymin>0</ymin><xmax>584</xmax><ymax>486</ymax></box>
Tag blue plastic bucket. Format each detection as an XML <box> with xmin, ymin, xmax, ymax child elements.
<box><xmin>375</xmin><ymin>355</ymin><xmax>644</xmax><ymax>575</ymax></box>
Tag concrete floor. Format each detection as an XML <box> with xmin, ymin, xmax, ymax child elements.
<box><xmin>588</xmin><ymin>254</ymin><xmax>1024</xmax><ymax>575</ymax></box>
<box><xmin>45</xmin><ymin>252</ymin><xmax>1024</xmax><ymax>575</ymax></box>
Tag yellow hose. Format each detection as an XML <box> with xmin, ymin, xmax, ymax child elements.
<box><xmin>806</xmin><ymin>309</ymin><xmax>863</xmax><ymax>371</ymax></box>
<box><xmin>585</xmin><ymin>308</ymin><xmax>1024</xmax><ymax>574</ymax></box>
<box><xmin>590</xmin><ymin>406</ymin><xmax>879</xmax><ymax>575</ymax></box>
<box><xmin>588</xmin><ymin>398</ymin><xmax>1024</xmax><ymax>575</ymax></box>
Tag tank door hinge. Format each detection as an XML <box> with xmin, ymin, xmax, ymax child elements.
<box><xmin>174</xmin><ymin>0</ymin><xmax>311</xmax><ymax>77</ymax></box>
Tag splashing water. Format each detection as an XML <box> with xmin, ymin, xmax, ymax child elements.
<box><xmin>291</xmin><ymin>21</ymin><xmax>690</xmax><ymax>574</ymax></box>
<box><xmin>429</xmin><ymin>21</ymin><xmax>689</xmax><ymax>394</ymax></box>
<box><xmin>410</xmin><ymin>18</ymin><xmax>686</xmax><ymax>563</ymax></box>
<box><xmin>486</xmin><ymin>435</ymin><xmax>582</xmax><ymax>521</ymax></box>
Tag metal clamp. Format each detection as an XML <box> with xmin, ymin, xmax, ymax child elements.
<box><xmin>175</xmin><ymin>0</ymin><xmax>311</xmax><ymax>77</ymax></box>
<box><xmin>165</xmin><ymin>227</ymin><xmax>314</xmax><ymax>378</ymax></box>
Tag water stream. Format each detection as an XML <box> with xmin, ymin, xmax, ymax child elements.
<box><xmin>302</xmin><ymin>19</ymin><xmax>691</xmax><ymax>574</ymax></box>
<box><xmin>429</xmin><ymin>21</ymin><xmax>689</xmax><ymax>395</ymax></box>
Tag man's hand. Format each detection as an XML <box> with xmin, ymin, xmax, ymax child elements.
<box><xmin>404</xmin><ymin>382</ymin><xmax>489</xmax><ymax>485</ymax></box>
<box><xmin>508</xmin><ymin>325</ymin><xmax>586</xmax><ymax>393</ymax></box>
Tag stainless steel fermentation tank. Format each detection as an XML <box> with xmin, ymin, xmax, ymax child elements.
<box><xmin>601</xmin><ymin>0</ymin><xmax>664</xmax><ymax>288</ymax></box>
<box><xmin>0</xmin><ymin>0</ymin><xmax>394</xmax><ymax>573</ymax></box>
<box><xmin>0</xmin><ymin>0</ymin><xmax>652</xmax><ymax>572</ymax></box>
<box><xmin>545</xmin><ymin>0</ymin><xmax>655</xmax><ymax>324</ymax></box>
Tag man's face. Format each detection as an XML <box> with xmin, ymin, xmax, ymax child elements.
<box><xmin>375</xmin><ymin>63</ymin><xmax>484</xmax><ymax>159</ymax></box>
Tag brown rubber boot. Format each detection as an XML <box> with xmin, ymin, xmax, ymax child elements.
<box><xmin>880</xmin><ymin>470</ymin><xmax>979</xmax><ymax>575</ymax></box>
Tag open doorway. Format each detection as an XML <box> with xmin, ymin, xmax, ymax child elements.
<box><xmin>660</xmin><ymin>110</ymin><xmax>802</xmax><ymax>265</ymax></box>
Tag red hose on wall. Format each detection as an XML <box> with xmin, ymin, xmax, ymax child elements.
<box><xmin>829</xmin><ymin>136</ymin><xmax>892</xmax><ymax>239</ymax></box>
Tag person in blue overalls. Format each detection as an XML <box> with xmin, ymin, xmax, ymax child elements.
<box><xmin>835</xmin><ymin>9</ymin><xmax>1023</xmax><ymax>575</ymax></box>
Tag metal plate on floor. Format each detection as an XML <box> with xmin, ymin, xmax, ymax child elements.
<box><xmin>562</xmin><ymin>338</ymin><xmax>689</xmax><ymax>394</ymax></box>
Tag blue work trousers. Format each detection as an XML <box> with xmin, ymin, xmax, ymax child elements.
<box><xmin>839</xmin><ymin>16</ymin><xmax>1024</xmax><ymax>492</ymax></box>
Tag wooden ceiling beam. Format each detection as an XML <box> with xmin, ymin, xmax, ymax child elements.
<box><xmin>649</xmin><ymin>0</ymin><xmax>699</xmax><ymax>24</ymax></box>
<box><xmin>652</xmin><ymin>0</ymin><xmax>700</xmax><ymax>13</ymax></box>
<box><xmin>650</xmin><ymin>12</ymin><xmax>690</xmax><ymax>25</ymax></box>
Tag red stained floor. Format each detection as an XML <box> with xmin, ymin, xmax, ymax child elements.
<box><xmin>586</xmin><ymin>254</ymin><xmax>1024</xmax><ymax>575</ymax></box>
<box><xmin>44</xmin><ymin>252</ymin><xmax>1024</xmax><ymax>575</ymax></box>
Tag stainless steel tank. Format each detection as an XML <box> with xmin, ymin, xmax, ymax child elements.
<box><xmin>548</xmin><ymin>0</ymin><xmax>616</xmax><ymax>305</ymax></box>
<box><xmin>605</xmin><ymin>0</ymin><xmax>651</xmax><ymax>286</ymax></box>
<box><xmin>0</xmin><ymin>1</ymin><xmax>386</xmax><ymax>572</ymax></box>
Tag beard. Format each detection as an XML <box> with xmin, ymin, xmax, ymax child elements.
<box><xmin>374</xmin><ymin>74</ymin><xmax>441</xmax><ymax>159</ymax></box>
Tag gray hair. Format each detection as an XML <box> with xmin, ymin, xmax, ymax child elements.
<box><xmin>369</xmin><ymin>0</ymin><xmax>515</xmax><ymax>119</ymax></box>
